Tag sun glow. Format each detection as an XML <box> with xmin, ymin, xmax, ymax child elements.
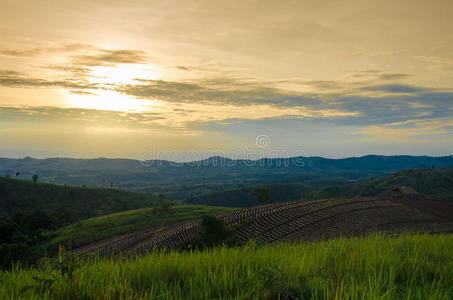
<box><xmin>64</xmin><ymin>90</ymin><xmax>153</xmax><ymax>112</ymax></box>
<box><xmin>64</xmin><ymin>63</ymin><xmax>161</xmax><ymax>112</ymax></box>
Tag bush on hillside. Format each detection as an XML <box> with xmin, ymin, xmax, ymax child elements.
<box><xmin>252</xmin><ymin>186</ymin><xmax>271</xmax><ymax>205</ymax></box>
<box><xmin>198</xmin><ymin>215</ymin><xmax>228</xmax><ymax>248</ymax></box>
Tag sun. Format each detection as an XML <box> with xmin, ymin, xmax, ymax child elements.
<box><xmin>65</xmin><ymin>90</ymin><xmax>153</xmax><ymax>112</ymax></box>
<box><xmin>64</xmin><ymin>63</ymin><xmax>160</xmax><ymax>112</ymax></box>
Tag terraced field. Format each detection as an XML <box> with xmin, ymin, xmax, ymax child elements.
<box><xmin>75</xmin><ymin>196</ymin><xmax>453</xmax><ymax>256</ymax></box>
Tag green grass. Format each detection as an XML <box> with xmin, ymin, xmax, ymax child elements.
<box><xmin>47</xmin><ymin>205</ymin><xmax>233</xmax><ymax>250</ymax></box>
<box><xmin>2</xmin><ymin>233</ymin><xmax>452</xmax><ymax>299</ymax></box>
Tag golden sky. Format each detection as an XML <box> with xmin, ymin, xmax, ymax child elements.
<box><xmin>1</xmin><ymin>0</ymin><xmax>453</xmax><ymax>159</ymax></box>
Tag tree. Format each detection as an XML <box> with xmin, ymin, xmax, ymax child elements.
<box><xmin>32</xmin><ymin>174</ymin><xmax>39</xmax><ymax>183</ymax></box>
<box><xmin>252</xmin><ymin>186</ymin><xmax>271</xmax><ymax>205</ymax></box>
<box><xmin>199</xmin><ymin>215</ymin><xmax>228</xmax><ymax>247</ymax></box>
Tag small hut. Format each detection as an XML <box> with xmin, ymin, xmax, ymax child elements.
<box><xmin>391</xmin><ymin>186</ymin><xmax>420</xmax><ymax>198</ymax></box>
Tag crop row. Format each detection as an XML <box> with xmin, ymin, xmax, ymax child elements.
<box><xmin>75</xmin><ymin>196</ymin><xmax>453</xmax><ymax>256</ymax></box>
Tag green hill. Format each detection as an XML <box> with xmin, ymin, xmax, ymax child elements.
<box><xmin>0</xmin><ymin>177</ymin><xmax>232</xmax><ymax>266</ymax></box>
<box><xmin>0</xmin><ymin>177</ymin><xmax>173</xmax><ymax>221</ymax></box>
<box><xmin>0</xmin><ymin>177</ymin><xmax>176</xmax><ymax>267</ymax></box>
<box><xmin>49</xmin><ymin>205</ymin><xmax>233</xmax><ymax>250</ymax></box>
<box><xmin>306</xmin><ymin>167</ymin><xmax>453</xmax><ymax>202</ymax></box>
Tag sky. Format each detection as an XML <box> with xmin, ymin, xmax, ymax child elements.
<box><xmin>0</xmin><ymin>0</ymin><xmax>453</xmax><ymax>160</ymax></box>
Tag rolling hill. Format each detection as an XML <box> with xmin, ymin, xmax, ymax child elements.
<box><xmin>306</xmin><ymin>167</ymin><xmax>453</xmax><ymax>203</ymax></box>
<box><xmin>75</xmin><ymin>195</ymin><xmax>453</xmax><ymax>256</ymax></box>
<box><xmin>49</xmin><ymin>205</ymin><xmax>232</xmax><ymax>250</ymax></box>
<box><xmin>185</xmin><ymin>166</ymin><xmax>453</xmax><ymax>207</ymax></box>
<box><xmin>0</xmin><ymin>177</ymin><xmax>173</xmax><ymax>221</ymax></box>
<box><xmin>0</xmin><ymin>177</ymin><xmax>229</xmax><ymax>266</ymax></box>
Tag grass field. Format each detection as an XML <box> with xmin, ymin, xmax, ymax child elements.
<box><xmin>2</xmin><ymin>233</ymin><xmax>452</xmax><ymax>299</ymax></box>
<box><xmin>47</xmin><ymin>205</ymin><xmax>233</xmax><ymax>250</ymax></box>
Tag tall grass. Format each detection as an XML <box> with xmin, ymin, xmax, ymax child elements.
<box><xmin>1</xmin><ymin>233</ymin><xmax>452</xmax><ymax>299</ymax></box>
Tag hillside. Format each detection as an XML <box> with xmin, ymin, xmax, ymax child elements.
<box><xmin>306</xmin><ymin>167</ymin><xmax>453</xmax><ymax>202</ymax></box>
<box><xmin>0</xmin><ymin>177</ymin><xmax>173</xmax><ymax>221</ymax></box>
<box><xmin>76</xmin><ymin>196</ymin><xmax>453</xmax><ymax>256</ymax></box>
<box><xmin>2</xmin><ymin>155</ymin><xmax>452</xmax><ymax>199</ymax></box>
<box><xmin>185</xmin><ymin>182</ymin><xmax>314</xmax><ymax>207</ymax></box>
<box><xmin>49</xmin><ymin>205</ymin><xmax>232</xmax><ymax>250</ymax></box>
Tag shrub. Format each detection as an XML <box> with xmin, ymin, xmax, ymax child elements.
<box><xmin>252</xmin><ymin>186</ymin><xmax>271</xmax><ymax>204</ymax></box>
<box><xmin>198</xmin><ymin>215</ymin><xmax>228</xmax><ymax>248</ymax></box>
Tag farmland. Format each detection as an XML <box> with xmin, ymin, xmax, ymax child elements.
<box><xmin>47</xmin><ymin>205</ymin><xmax>233</xmax><ymax>251</ymax></box>
<box><xmin>76</xmin><ymin>196</ymin><xmax>453</xmax><ymax>257</ymax></box>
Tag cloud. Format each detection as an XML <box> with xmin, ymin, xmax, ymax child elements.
<box><xmin>0</xmin><ymin>43</ymin><xmax>94</xmax><ymax>57</ymax></box>
<box><xmin>326</xmin><ymin>92</ymin><xmax>453</xmax><ymax>125</ymax></box>
<box><xmin>348</xmin><ymin>50</ymin><xmax>396</xmax><ymax>57</ymax></box>
<box><xmin>2</xmin><ymin>108</ymin><xmax>450</xmax><ymax>159</ymax></box>
<box><xmin>0</xmin><ymin>70</ymin><xmax>22</xmax><ymax>76</ymax></box>
<box><xmin>0</xmin><ymin>49</ymin><xmax>152</xmax><ymax>90</ymax></box>
<box><xmin>2</xmin><ymin>56</ymin><xmax>452</xmax><ymax>137</ymax></box>
<box><xmin>354</xmin><ymin>118</ymin><xmax>453</xmax><ymax>142</ymax></box>
<box><xmin>45</xmin><ymin>65</ymin><xmax>91</xmax><ymax>76</ymax></box>
<box><xmin>175</xmin><ymin>65</ymin><xmax>219</xmax><ymax>72</ymax></box>
<box><xmin>0</xmin><ymin>106</ymin><xmax>207</xmax><ymax>158</ymax></box>
<box><xmin>119</xmin><ymin>78</ymin><xmax>305</xmax><ymax>106</ymax></box>
<box><xmin>360</xmin><ymin>84</ymin><xmax>428</xmax><ymax>94</ymax></box>
<box><xmin>414</xmin><ymin>56</ymin><xmax>453</xmax><ymax>65</ymax></box>
<box><xmin>68</xmin><ymin>90</ymin><xmax>97</xmax><ymax>95</ymax></box>
<box><xmin>300</xmin><ymin>80</ymin><xmax>342</xmax><ymax>91</ymax></box>
<box><xmin>0</xmin><ymin>69</ymin><xmax>97</xmax><ymax>90</ymax></box>
<box><xmin>378</xmin><ymin>74</ymin><xmax>412</xmax><ymax>80</ymax></box>
<box><xmin>0</xmin><ymin>106</ymin><xmax>164</xmax><ymax>126</ymax></box>
<box><xmin>71</xmin><ymin>49</ymin><xmax>150</xmax><ymax>66</ymax></box>
<box><xmin>117</xmin><ymin>76</ymin><xmax>453</xmax><ymax>140</ymax></box>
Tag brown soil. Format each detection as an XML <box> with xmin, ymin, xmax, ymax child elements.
<box><xmin>74</xmin><ymin>197</ymin><xmax>453</xmax><ymax>256</ymax></box>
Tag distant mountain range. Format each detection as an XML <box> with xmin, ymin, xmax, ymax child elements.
<box><xmin>1</xmin><ymin>155</ymin><xmax>452</xmax><ymax>199</ymax></box>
